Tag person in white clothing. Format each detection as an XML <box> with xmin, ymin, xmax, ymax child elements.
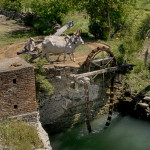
<box><xmin>24</xmin><ymin>37</ymin><xmax>36</xmax><ymax>52</ymax></box>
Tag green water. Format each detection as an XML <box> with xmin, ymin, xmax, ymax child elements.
<box><xmin>50</xmin><ymin>113</ymin><xmax>150</xmax><ymax>150</ymax></box>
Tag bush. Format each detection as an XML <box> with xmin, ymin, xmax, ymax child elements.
<box><xmin>136</xmin><ymin>14</ymin><xmax>150</xmax><ymax>41</ymax></box>
<box><xmin>89</xmin><ymin>19</ymin><xmax>110</xmax><ymax>40</ymax></box>
<box><xmin>0</xmin><ymin>120</ymin><xmax>43</xmax><ymax>149</ymax></box>
<box><xmin>118</xmin><ymin>36</ymin><xmax>143</xmax><ymax>62</ymax></box>
<box><xmin>0</xmin><ymin>0</ymin><xmax>23</xmax><ymax>12</ymax></box>
<box><xmin>79</xmin><ymin>0</ymin><xmax>128</xmax><ymax>39</ymax></box>
<box><xmin>35</xmin><ymin>74</ymin><xmax>54</xmax><ymax>95</ymax></box>
<box><xmin>30</xmin><ymin>0</ymin><xmax>72</xmax><ymax>35</ymax></box>
<box><xmin>35</xmin><ymin>60</ymin><xmax>46</xmax><ymax>74</ymax></box>
<box><xmin>132</xmin><ymin>59</ymin><xmax>146</xmax><ymax>73</ymax></box>
<box><xmin>35</xmin><ymin>60</ymin><xmax>54</xmax><ymax>95</ymax></box>
<box><xmin>24</xmin><ymin>54</ymin><xmax>31</xmax><ymax>63</ymax></box>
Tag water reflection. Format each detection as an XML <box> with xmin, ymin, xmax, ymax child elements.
<box><xmin>50</xmin><ymin>113</ymin><xmax>150</xmax><ymax>150</ymax></box>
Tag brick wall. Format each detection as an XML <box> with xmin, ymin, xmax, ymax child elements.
<box><xmin>0</xmin><ymin>67</ymin><xmax>37</xmax><ymax>117</ymax></box>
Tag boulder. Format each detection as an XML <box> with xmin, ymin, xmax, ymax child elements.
<box><xmin>143</xmin><ymin>96</ymin><xmax>150</xmax><ymax>102</ymax></box>
<box><xmin>137</xmin><ymin>103</ymin><xmax>149</xmax><ymax>109</ymax></box>
<box><xmin>0</xmin><ymin>15</ymin><xmax>6</xmax><ymax>21</ymax></box>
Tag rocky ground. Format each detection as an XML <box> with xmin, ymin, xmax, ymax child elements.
<box><xmin>115</xmin><ymin>86</ymin><xmax>150</xmax><ymax>121</ymax></box>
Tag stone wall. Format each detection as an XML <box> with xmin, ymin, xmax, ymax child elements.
<box><xmin>0</xmin><ymin>111</ymin><xmax>52</xmax><ymax>150</ymax></box>
<box><xmin>0</xmin><ymin>15</ymin><xmax>6</xmax><ymax>21</ymax></box>
<box><xmin>0</xmin><ymin>10</ymin><xmax>23</xmax><ymax>20</ymax></box>
<box><xmin>8</xmin><ymin>111</ymin><xmax>38</xmax><ymax>125</ymax></box>
<box><xmin>0</xmin><ymin>58</ymin><xmax>37</xmax><ymax>117</ymax></box>
<box><xmin>38</xmin><ymin>67</ymin><xmax>112</xmax><ymax>134</ymax></box>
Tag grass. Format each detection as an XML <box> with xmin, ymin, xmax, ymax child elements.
<box><xmin>135</xmin><ymin>0</ymin><xmax>150</xmax><ymax>10</ymax></box>
<box><xmin>75</xmin><ymin>44</ymin><xmax>91</xmax><ymax>53</ymax></box>
<box><xmin>62</xmin><ymin>11</ymin><xmax>94</xmax><ymax>39</ymax></box>
<box><xmin>0</xmin><ymin>20</ymin><xmax>41</xmax><ymax>48</ymax></box>
<box><xmin>125</xmin><ymin>69</ymin><xmax>150</xmax><ymax>95</ymax></box>
<box><xmin>0</xmin><ymin>120</ymin><xmax>43</xmax><ymax>150</ymax></box>
<box><xmin>62</xmin><ymin>12</ymin><xmax>89</xmax><ymax>33</ymax></box>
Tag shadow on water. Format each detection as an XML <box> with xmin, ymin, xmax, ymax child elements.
<box><xmin>50</xmin><ymin>113</ymin><xmax>150</xmax><ymax>150</ymax></box>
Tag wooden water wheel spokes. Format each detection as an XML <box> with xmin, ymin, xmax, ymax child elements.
<box><xmin>84</xmin><ymin>46</ymin><xmax>116</xmax><ymax>72</ymax></box>
<box><xmin>83</xmin><ymin>46</ymin><xmax>117</xmax><ymax>130</ymax></box>
<box><xmin>84</xmin><ymin>46</ymin><xmax>116</xmax><ymax>81</ymax></box>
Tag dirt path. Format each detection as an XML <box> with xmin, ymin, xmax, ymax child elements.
<box><xmin>0</xmin><ymin>40</ymin><xmax>110</xmax><ymax>68</ymax></box>
<box><xmin>0</xmin><ymin>42</ymin><xmax>26</xmax><ymax>60</ymax></box>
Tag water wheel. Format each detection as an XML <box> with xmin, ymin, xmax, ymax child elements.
<box><xmin>83</xmin><ymin>46</ymin><xmax>117</xmax><ymax>132</ymax></box>
<box><xmin>84</xmin><ymin>46</ymin><xmax>116</xmax><ymax>72</ymax></box>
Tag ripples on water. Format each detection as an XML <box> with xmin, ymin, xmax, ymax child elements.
<box><xmin>50</xmin><ymin>113</ymin><xmax>150</xmax><ymax>150</ymax></box>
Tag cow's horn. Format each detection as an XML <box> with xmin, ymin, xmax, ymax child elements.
<box><xmin>79</xmin><ymin>29</ymin><xmax>82</xmax><ymax>35</ymax></box>
<box><xmin>78</xmin><ymin>30</ymin><xmax>80</xmax><ymax>35</ymax></box>
<box><xmin>74</xmin><ymin>30</ymin><xmax>78</xmax><ymax>35</ymax></box>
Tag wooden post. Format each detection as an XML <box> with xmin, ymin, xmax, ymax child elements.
<box><xmin>84</xmin><ymin>83</ymin><xmax>92</xmax><ymax>133</ymax></box>
<box><xmin>105</xmin><ymin>75</ymin><xmax>115</xmax><ymax>127</ymax></box>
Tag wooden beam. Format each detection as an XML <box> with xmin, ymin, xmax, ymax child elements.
<box><xmin>69</xmin><ymin>64</ymin><xmax>135</xmax><ymax>80</ymax></box>
<box><xmin>70</xmin><ymin>66</ymin><xmax>118</xmax><ymax>79</ymax></box>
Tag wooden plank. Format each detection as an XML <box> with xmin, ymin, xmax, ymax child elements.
<box><xmin>54</xmin><ymin>21</ymin><xmax>74</xmax><ymax>36</ymax></box>
<box><xmin>70</xmin><ymin>64</ymin><xmax>135</xmax><ymax>80</ymax></box>
<box><xmin>70</xmin><ymin>66</ymin><xmax>118</xmax><ymax>79</ymax></box>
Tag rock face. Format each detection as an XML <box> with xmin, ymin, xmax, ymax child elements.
<box><xmin>37</xmin><ymin>113</ymin><xmax>52</xmax><ymax>150</ymax></box>
<box><xmin>143</xmin><ymin>96</ymin><xmax>150</xmax><ymax>102</ymax></box>
<box><xmin>134</xmin><ymin>96</ymin><xmax>150</xmax><ymax>119</ymax></box>
<box><xmin>0</xmin><ymin>15</ymin><xmax>6</xmax><ymax>21</ymax></box>
<box><xmin>117</xmin><ymin>94</ymin><xmax>150</xmax><ymax>120</ymax></box>
<box><xmin>137</xmin><ymin>103</ymin><xmax>149</xmax><ymax>109</ymax></box>
<box><xmin>0</xmin><ymin>10</ymin><xmax>22</xmax><ymax>20</ymax></box>
<box><xmin>38</xmin><ymin>67</ymin><xmax>111</xmax><ymax>134</ymax></box>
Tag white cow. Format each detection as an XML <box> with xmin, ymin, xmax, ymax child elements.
<box><xmin>41</xmin><ymin>30</ymin><xmax>84</xmax><ymax>63</ymax></box>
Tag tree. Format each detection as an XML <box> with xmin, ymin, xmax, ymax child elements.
<box><xmin>74</xmin><ymin>0</ymin><xmax>134</xmax><ymax>40</ymax></box>
<box><xmin>30</xmin><ymin>0</ymin><xmax>73</xmax><ymax>34</ymax></box>
<box><xmin>0</xmin><ymin>0</ymin><xmax>22</xmax><ymax>12</ymax></box>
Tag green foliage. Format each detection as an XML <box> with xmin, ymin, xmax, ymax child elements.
<box><xmin>0</xmin><ymin>0</ymin><xmax>23</xmax><ymax>12</ymax></box>
<box><xmin>141</xmin><ymin>70</ymin><xmax>150</xmax><ymax>80</ymax></box>
<box><xmin>35</xmin><ymin>60</ymin><xmax>46</xmax><ymax>74</ymax></box>
<box><xmin>75</xmin><ymin>44</ymin><xmax>91</xmax><ymax>53</ymax></box>
<box><xmin>35</xmin><ymin>60</ymin><xmax>54</xmax><ymax>95</ymax></box>
<box><xmin>0</xmin><ymin>120</ymin><xmax>42</xmax><ymax>149</ymax></box>
<box><xmin>74</xmin><ymin>0</ymin><xmax>133</xmax><ymax>40</ymax></box>
<box><xmin>135</xmin><ymin>0</ymin><xmax>150</xmax><ymax>10</ymax></box>
<box><xmin>0</xmin><ymin>0</ymin><xmax>73</xmax><ymax>35</ymax></box>
<box><xmin>0</xmin><ymin>0</ymin><xmax>34</xmax><ymax>12</ymax></box>
<box><xmin>62</xmin><ymin>11</ymin><xmax>90</xmax><ymax>37</ymax></box>
<box><xmin>118</xmin><ymin>36</ymin><xmax>142</xmax><ymax>61</ymax></box>
<box><xmin>36</xmin><ymin>74</ymin><xmax>54</xmax><ymax>95</ymax></box>
<box><xmin>116</xmin><ymin>8</ymin><xmax>150</xmax><ymax>63</ymax></box>
<box><xmin>136</xmin><ymin>14</ymin><xmax>150</xmax><ymax>41</ymax></box>
<box><xmin>24</xmin><ymin>54</ymin><xmax>31</xmax><ymax>63</ymax></box>
<box><xmin>30</xmin><ymin>0</ymin><xmax>73</xmax><ymax>35</ymax></box>
<box><xmin>89</xmin><ymin>19</ymin><xmax>109</xmax><ymax>40</ymax></box>
<box><xmin>125</xmin><ymin>68</ymin><xmax>150</xmax><ymax>94</ymax></box>
<box><xmin>131</xmin><ymin>59</ymin><xmax>147</xmax><ymax>73</ymax></box>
